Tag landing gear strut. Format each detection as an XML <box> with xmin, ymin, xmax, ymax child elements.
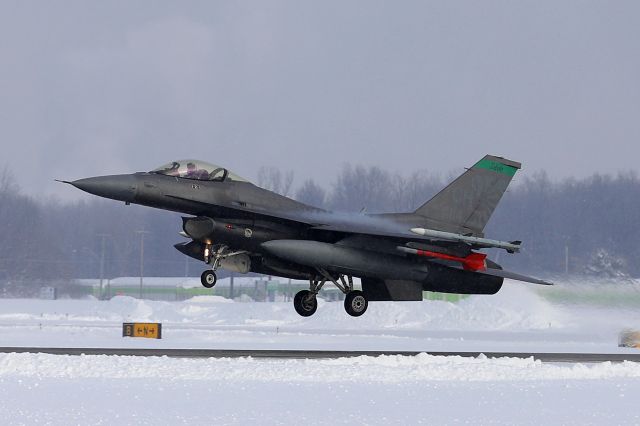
<box><xmin>199</xmin><ymin>244</ymin><xmax>247</xmax><ymax>289</ymax></box>
<box><xmin>292</xmin><ymin>269</ymin><xmax>368</xmax><ymax>317</ymax></box>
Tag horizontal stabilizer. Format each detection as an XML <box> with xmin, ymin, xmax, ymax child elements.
<box><xmin>476</xmin><ymin>268</ymin><xmax>553</xmax><ymax>286</ymax></box>
<box><xmin>416</xmin><ymin>252</ymin><xmax>554</xmax><ymax>286</ymax></box>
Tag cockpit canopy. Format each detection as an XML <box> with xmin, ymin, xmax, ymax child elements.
<box><xmin>150</xmin><ymin>160</ymin><xmax>248</xmax><ymax>183</ymax></box>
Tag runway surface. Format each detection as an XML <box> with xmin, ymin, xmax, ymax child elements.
<box><xmin>1</xmin><ymin>347</ymin><xmax>639</xmax><ymax>362</ymax></box>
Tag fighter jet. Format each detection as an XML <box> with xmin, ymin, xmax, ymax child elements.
<box><xmin>62</xmin><ymin>155</ymin><xmax>551</xmax><ymax>317</ymax></box>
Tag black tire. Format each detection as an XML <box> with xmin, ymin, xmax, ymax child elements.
<box><xmin>344</xmin><ymin>290</ymin><xmax>368</xmax><ymax>317</ymax></box>
<box><xmin>200</xmin><ymin>270</ymin><xmax>217</xmax><ymax>288</ymax></box>
<box><xmin>293</xmin><ymin>290</ymin><xmax>318</xmax><ymax>317</ymax></box>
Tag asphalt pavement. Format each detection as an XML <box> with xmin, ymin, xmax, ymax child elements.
<box><xmin>1</xmin><ymin>347</ymin><xmax>639</xmax><ymax>362</ymax></box>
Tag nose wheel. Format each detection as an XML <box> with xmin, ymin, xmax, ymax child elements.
<box><xmin>200</xmin><ymin>270</ymin><xmax>217</xmax><ymax>288</ymax></box>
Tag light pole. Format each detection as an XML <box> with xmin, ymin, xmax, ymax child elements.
<box><xmin>96</xmin><ymin>233</ymin><xmax>110</xmax><ymax>300</ymax></box>
<box><xmin>135</xmin><ymin>230</ymin><xmax>149</xmax><ymax>299</ymax></box>
<box><xmin>564</xmin><ymin>236</ymin><xmax>570</xmax><ymax>275</ymax></box>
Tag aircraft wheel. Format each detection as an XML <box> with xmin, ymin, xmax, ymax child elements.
<box><xmin>344</xmin><ymin>290</ymin><xmax>368</xmax><ymax>317</ymax></box>
<box><xmin>293</xmin><ymin>290</ymin><xmax>318</xmax><ymax>317</ymax></box>
<box><xmin>200</xmin><ymin>270</ymin><xmax>217</xmax><ymax>288</ymax></box>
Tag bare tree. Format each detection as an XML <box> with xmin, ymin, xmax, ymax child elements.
<box><xmin>257</xmin><ymin>166</ymin><xmax>295</xmax><ymax>196</ymax></box>
<box><xmin>295</xmin><ymin>179</ymin><xmax>326</xmax><ymax>208</ymax></box>
<box><xmin>384</xmin><ymin>170</ymin><xmax>443</xmax><ymax>213</ymax></box>
<box><xmin>0</xmin><ymin>166</ymin><xmax>18</xmax><ymax>196</ymax></box>
<box><xmin>329</xmin><ymin>164</ymin><xmax>396</xmax><ymax>212</ymax></box>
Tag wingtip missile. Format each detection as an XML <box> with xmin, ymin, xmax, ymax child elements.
<box><xmin>410</xmin><ymin>227</ymin><xmax>522</xmax><ymax>253</ymax></box>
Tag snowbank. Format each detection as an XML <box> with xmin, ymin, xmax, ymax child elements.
<box><xmin>0</xmin><ymin>353</ymin><xmax>639</xmax><ymax>425</ymax></box>
<box><xmin>0</xmin><ymin>280</ymin><xmax>637</xmax><ymax>353</ymax></box>
<box><xmin>1</xmin><ymin>352</ymin><xmax>640</xmax><ymax>382</ymax></box>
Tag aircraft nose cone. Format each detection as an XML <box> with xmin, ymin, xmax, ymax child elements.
<box><xmin>71</xmin><ymin>174</ymin><xmax>138</xmax><ymax>202</ymax></box>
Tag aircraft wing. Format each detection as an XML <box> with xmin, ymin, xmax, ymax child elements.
<box><xmin>167</xmin><ymin>193</ymin><xmax>437</xmax><ymax>241</ymax></box>
<box><xmin>311</xmin><ymin>220</ymin><xmax>552</xmax><ymax>285</ymax></box>
<box><xmin>309</xmin><ymin>221</ymin><xmax>421</xmax><ymax>240</ymax></box>
<box><xmin>167</xmin><ymin>194</ymin><xmax>517</xmax><ymax>252</ymax></box>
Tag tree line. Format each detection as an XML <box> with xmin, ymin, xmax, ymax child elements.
<box><xmin>1</xmin><ymin>165</ymin><xmax>638</xmax><ymax>292</ymax></box>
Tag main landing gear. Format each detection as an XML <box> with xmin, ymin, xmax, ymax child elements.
<box><xmin>199</xmin><ymin>244</ymin><xmax>246</xmax><ymax>289</ymax></box>
<box><xmin>293</xmin><ymin>290</ymin><xmax>317</xmax><ymax>317</ymax></box>
<box><xmin>293</xmin><ymin>268</ymin><xmax>368</xmax><ymax>317</ymax></box>
<box><xmin>344</xmin><ymin>290</ymin><xmax>368</xmax><ymax>317</ymax></box>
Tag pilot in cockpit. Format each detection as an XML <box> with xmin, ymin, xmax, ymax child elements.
<box><xmin>184</xmin><ymin>162</ymin><xmax>209</xmax><ymax>180</ymax></box>
<box><xmin>184</xmin><ymin>162</ymin><xmax>198</xmax><ymax>178</ymax></box>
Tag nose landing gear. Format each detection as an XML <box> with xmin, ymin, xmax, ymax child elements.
<box><xmin>199</xmin><ymin>244</ymin><xmax>247</xmax><ymax>289</ymax></box>
<box><xmin>200</xmin><ymin>270</ymin><xmax>217</xmax><ymax>288</ymax></box>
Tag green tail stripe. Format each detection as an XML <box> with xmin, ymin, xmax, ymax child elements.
<box><xmin>473</xmin><ymin>159</ymin><xmax>518</xmax><ymax>177</ymax></box>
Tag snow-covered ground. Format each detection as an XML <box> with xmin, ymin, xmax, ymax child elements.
<box><xmin>1</xmin><ymin>352</ymin><xmax>640</xmax><ymax>425</ymax></box>
<box><xmin>1</xmin><ymin>280</ymin><xmax>638</xmax><ymax>353</ymax></box>
<box><xmin>0</xmin><ymin>279</ymin><xmax>639</xmax><ymax>424</ymax></box>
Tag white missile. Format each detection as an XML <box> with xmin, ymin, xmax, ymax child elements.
<box><xmin>410</xmin><ymin>227</ymin><xmax>521</xmax><ymax>253</ymax></box>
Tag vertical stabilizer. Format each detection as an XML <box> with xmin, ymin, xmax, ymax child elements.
<box><xmin>414</xmin><ymin>155</ymin><xmax>520</xmax><ymax>234</ymax></box>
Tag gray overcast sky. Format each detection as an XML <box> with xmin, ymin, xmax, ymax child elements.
<box><xmin>1</xmin><ymin>1</ymin><xmax>639</xmax><ymax>199</ymax></box>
